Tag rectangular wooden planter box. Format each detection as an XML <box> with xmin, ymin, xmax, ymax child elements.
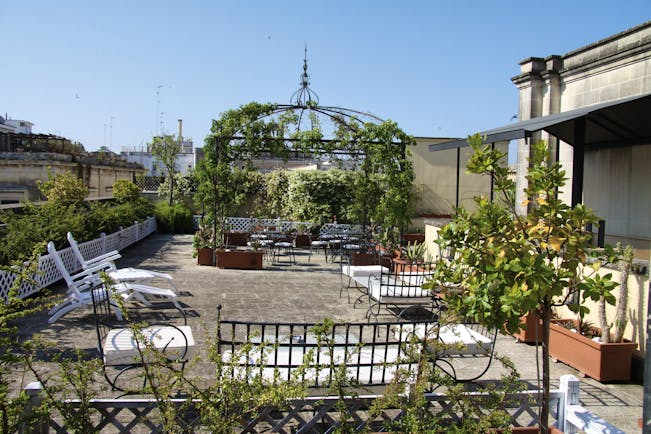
<box><xmin>402</xmin><ymin>233</ymin><xmax>425</xmax><ymax>243</ymax></box>
<box><xmin>549</xmin><ymin>320</ymin><xmax>637</xmax><ymax>382</ymax></box>
<box><xmin>216</xmin><ymin>250</ymin><xmax>263</xmax><ymax>270</ymax></box>
<box><xmin>223</xmin><ymin>232</ymin><xmax>250</xmax><ymax>247</ymax></box>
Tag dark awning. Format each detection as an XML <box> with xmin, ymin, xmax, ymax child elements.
<box><xmin>429</xmin><ymin>92</ymin><xmax>651</xmax><ymax>151</ymax></box>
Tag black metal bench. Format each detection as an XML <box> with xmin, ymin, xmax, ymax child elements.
<box><xmin>216</xmin><ymin>308</ymin><xmax>499</xmax><ymax>391</ymax></box>
<box><xmin>217</xmin><ymin>311</ymin><xmax>437</xmax><ymax>391</ymax></box>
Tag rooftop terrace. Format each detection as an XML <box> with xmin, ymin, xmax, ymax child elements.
<box><xmin>15</xmin><ymin>233</ymin><xmax>644</xmax><ymax>432</ymax></box>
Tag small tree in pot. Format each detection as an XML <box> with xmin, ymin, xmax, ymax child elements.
<box><xmin>427</xmin><ymin>135</ymin><xmax>619</xmax><ymax>433</ymax></box>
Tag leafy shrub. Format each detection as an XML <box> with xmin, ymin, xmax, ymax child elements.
<box><xmin>155</xmin><ymin>202</ymin><xmax>194</xmax><ymax>234</ymax></box>
<box><xmin>0</xmin><ymin>198</ymin><xmax>154</xmax><ymax>265</ymax></box>
<box><xmin>36</xmin><ymin>171</ymin><xmax>89</xmax><ymax>207</ymax></box>
<box><xmin>112</xmin><ymin>179</ymin><xmax>142</xmax><ymax>203</ymax></box>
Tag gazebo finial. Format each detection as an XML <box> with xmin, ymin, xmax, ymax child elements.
<box><xmin>290</xmin><ymin>45</ymin><xmax>319</xmax><ymax>107</ymax></box>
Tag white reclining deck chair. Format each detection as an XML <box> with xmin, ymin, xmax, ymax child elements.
<box><xmin>47</xmin><ymin>242</ymin><xmax>180</xmax><ymax>323</ymax></box>
<box><xmin>67</xmin><ymin>232</ymin><xmax>177</xmax><ymax>293</ymax></box>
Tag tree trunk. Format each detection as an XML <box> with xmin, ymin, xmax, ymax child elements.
<box><xmin>168</xmin><ymin>174</ymin><xmax>174</xmax><ymax>206</ymax></box>
<box><xmin>599</xmin><ymin>295</ymin><xmax>611</xmax><ymax>343</ymax></box>
<box><xmin>540</xmin><ymin>306</ymin><xmax>552</xmax><ymax>434</ymax></box>
<box><xmin>613</xmin><ymin>260</ymin><xmax>631</xmax><ymax>343</ymax></box>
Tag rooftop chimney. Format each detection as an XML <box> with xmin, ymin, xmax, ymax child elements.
<box><xmin>177</xmin><ymin>119</ymin><xmax>183</xmax><ymax>144</ymax></box>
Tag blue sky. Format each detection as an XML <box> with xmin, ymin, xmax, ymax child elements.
<box><xmin>1</xmin><ymin>1</ymin><xmax>649</xmax><ymax>154</ymax></box>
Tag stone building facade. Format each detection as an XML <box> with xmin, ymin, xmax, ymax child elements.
<box><xmin>512</xmin><ymin>21</ymin><xmax>651</xmax><ymax>241</ymax></box>
<box><xmin>0</xmin><ymin>151</ymin><xmax>145</xmax><ymax>205</ymax></box>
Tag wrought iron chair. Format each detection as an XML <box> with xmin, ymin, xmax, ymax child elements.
<box><xmin>91</xmin><ymin>285</ymin><xmax>195</xmax><ymax>394</ymax></box>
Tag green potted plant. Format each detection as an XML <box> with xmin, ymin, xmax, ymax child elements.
<box><xmin>548</xmin><ymin>243</ymin><xmax>638</xmax><ymax>381</ymax></box>
<box><xmin>428</xmin><ymin>136</ymin><xmax>620</xmax><ymax>433</ymax></box>
<box><xmin>294</xmin><ymin>224</ymin><xmax>311</xmax><ymax>248</ymax></box>
<box><xmin>193</xmin><ymin>220</ymin><xmax>214</xmax><ymax>266</ymax></box>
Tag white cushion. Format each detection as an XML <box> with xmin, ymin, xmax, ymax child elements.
<box><xmin>108</xmin><ymin>268</ymin><xmax>173</xmax><ymax>282</ymax></box>
<box><xmin>342</xmin><ymin>265</ymin><xmax>388</xmax><ymax>278</ymax></box>
<box><xmin>367</xmin><ymin>276</ymin><xmax>430</xmax><ymax>300</ymax></box>
<box><xmin>103</xmin><ymin>325</ymin><xmax>195</xmax><ymax>365</ymax></box>
<box><xmin>438</xmin><ymin>324</ymin><xmax>493</xmax><ymax>356</ymax></box>
<box><xmin>394</xmin><ymin>323</ymin><xmax>493</xmax><ymax>356</ymax></box>
<box><xmin>224</xmin><ymin>344</ymin><xmax>406</xmax><ymax>385</ymax></box>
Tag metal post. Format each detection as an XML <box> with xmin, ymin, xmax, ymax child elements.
<box><xmin>571</xmin><ymin>118</ymin><xmax>586</xmax><ymax>207</ymax></box>
<box><xmin>597</xmin><ymin>219</ymin><xmax>606</xmax><ymax>248</ymax></box>
<box><xmin>455</xmin><ymin>147</ymin><xmax>460</xmax><ymax>209</ymax></box>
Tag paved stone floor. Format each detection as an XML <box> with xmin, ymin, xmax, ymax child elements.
<box><xmin>16</xmin><ymin>233</ymin><xmax>644</xmax><ymax>432</ymax></box>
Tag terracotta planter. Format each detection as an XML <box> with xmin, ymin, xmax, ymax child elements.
<box><xmin>294</xmin><ymin>234</ymin><xmax>311</xmax><ymax>247</ymax></box>
<box><xmin>215</xmin><ymin>249</ymin><xmax>263</xmax><ymax>270</ymax></box>
<box><xmin>196</xmin><ymin>247</ymin><xmax>214</xmax><ymax>266</ymax></box>
<box><xmin>402</xmin><ymin>233</ymin><xmax>425</xmax><ymax>243</ymax></box>
<box><xmin>223</xmin><ymin>232</ymin><xmax>250</xmax><ymax>247</ymax></box>
<box><xmin>513</xmin><ymin>311</ymin><xmax>543</xmax><ymax>343</ymax></box>
<box><xmin>549</xmin><ymin>320</ymin><xmax>637</xmax><ymax>382</ymax></box>
<box><xmin>392</xmin><ymin>258</ymin><xmax>427</xmax><ymax>272</ymax></box>
<box><xmin>350</xmin><ymin>252</ymin><xmax>380</xmax><ymax>266</ymax></box>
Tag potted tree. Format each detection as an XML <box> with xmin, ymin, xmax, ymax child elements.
<box><xmin>193</xmin><ymin>219</ymin><xmax>214</xmax><ymax>266</ymax></box>
<box><xmin>548</xmin><ymin>244</ymin><xmax>638</xmax><ymax>381</ymax></box>
<box><xmin>428</xmin><ymin>136</ymin><xmax>619</xmax><ymax>433</ymax></box>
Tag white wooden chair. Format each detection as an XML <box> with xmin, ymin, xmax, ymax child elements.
<box><xmin>67</xmin><ymin>232</ymin><xmax>178</xmax><ymax>293</ymax></box>
<box><xmin>47</xmin><ymin>242</ymin><xmax>180</xmax><ymax>323</ymax></box>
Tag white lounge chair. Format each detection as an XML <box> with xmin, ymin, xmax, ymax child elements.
<box><xmin>47</xmin><ymin>242</ymin><xmax>180</xmax><ymax>323</ymax></box>
<box><xmin>67</xmin><ymin>232</ymin><xmax>178</xmax><ymax>293</ymax></box>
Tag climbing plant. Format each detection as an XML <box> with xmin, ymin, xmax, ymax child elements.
<box><xmin>194</xmin><ymin>101</ymin><xmax>415</xmax><ymax>247</ymax></box>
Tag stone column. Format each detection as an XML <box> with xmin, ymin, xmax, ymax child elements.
<box><xmin>512</xmin><ymin>57</ymin><xmax>546</xmax><ymax>215</ymax></box>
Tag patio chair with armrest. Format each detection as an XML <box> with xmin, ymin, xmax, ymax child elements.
<box><xmin>354</xmin><ymin>259</ymin><xmax>442</xmax><ymax>322</ymax></box>
<box><xmin>398</xmin><ymin>321</ymin><xmax>498</xmax><ymax>383</ymax></box>
<box><xmin>46</xmin><ymin>242</ymin><xmax>181</xmax><ymax>323</ymax></box>
<box><xmin>91</xmin><ymin>285</ymin><xmax>195</xmax><ymax>395</ymax></box>
<box><xmin>67</xmin><ymin>232</ymin><xmax>178</xmax><ymax>293</ymax></box>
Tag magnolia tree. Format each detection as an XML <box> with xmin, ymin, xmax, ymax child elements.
<box><xmin>428</xmin><ymin>135</ymin><xmax>619</xmax><ymax>433</ymax></box>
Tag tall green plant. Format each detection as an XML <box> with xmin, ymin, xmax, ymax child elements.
<box><xmin>427</xmin><ymin>135</ymin><xmax>617</xmax><ymax>433</ymax></box>
<box><xmin>150</xmin><ymin>134</ymin><xmax>181</xmax><ymax>206</ymax></box>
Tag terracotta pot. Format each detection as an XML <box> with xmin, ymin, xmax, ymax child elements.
<box><xmin>350</xmin><ymin>252</ymin><xmax>380</xmax><ymax>266</ymax></box>
<box><xmin>196</xmin><ymin>247</ymin><xmax>214</xmax><ymax>266</ymax></box>
<box><xmin>549</xmin><ymin>320</ymin><xmax>637</xmax><ymax>382</ymax></box>
<box><xmin>294</xmin><ymin>234</ymin><xmax>311</xmax><ymax>247</ymax></box>
<box><xmin>513</xmin><ymin>311</ymin><xmax>543</xmax><ymax>343</ymax></box>
<box><xmin>402</xmin><ymin>233</ymin><xmax>425</xmax><ymax>243</ymax></box>
<box><xmin>392</xmin><ymin>257</ymin><xmax>427</xmax><ymax>272</ymax></box>
<box><xmin>215</xmin><ymin>249</ymin><xmax>263</xmax><ymax>270</ymax></box>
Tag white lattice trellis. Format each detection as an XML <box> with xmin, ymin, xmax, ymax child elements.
<box><xmin>0</xmin><ymin>217</ymin><xmax>157</xmax><ymax>302</ymax></box>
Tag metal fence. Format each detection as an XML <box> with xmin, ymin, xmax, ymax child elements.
<box><xmin>0</xmin><ymin>217</ymin><xmax>157</xmax><ymax>302</ymax></box>
<box><xmin>25</xmin><ymin>375</ymin><xmax>622</xmax><ymax>433</ymax></box>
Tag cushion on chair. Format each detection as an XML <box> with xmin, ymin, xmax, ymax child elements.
<box><xmin>342</xmin><ymin>265</ymin><xmax>388</xmax><ymax>278</ymax></box>
<box><xmin>103</xmin><ymin>325</ymin><xmax>195</xmax><ymax>365</ymax></box>
<box><xmin>438</xmin><ymin>324</ymin><xmax>493</xmax><ymax>356</ymax></box>
<box><xmin>223</xmin><ymin>344</ymin><xmax>404</xmax><ymax>385</ymax></box>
